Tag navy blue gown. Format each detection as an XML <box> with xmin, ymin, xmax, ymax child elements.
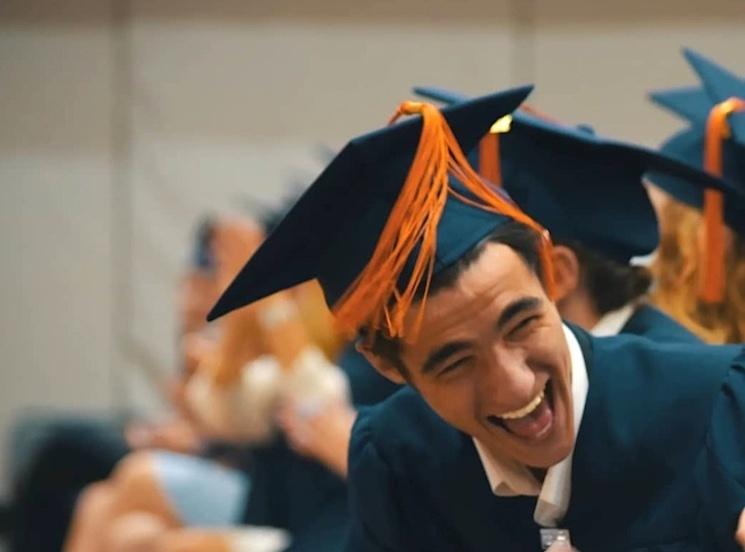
<box><xmin>347</xmin><ymin>328</ymin><xmax>745</xmax><ymax>551</ymax></box>
<box><xmin>622</xmin><ymin>303</ymin><xmax>701</xmax><ymax>344</ymax></box>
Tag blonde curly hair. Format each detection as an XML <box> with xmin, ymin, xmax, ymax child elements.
<box><xmin>651</xmin><ymin>197</ymin><xmax>745</xmax><ymax>343</ymax></box>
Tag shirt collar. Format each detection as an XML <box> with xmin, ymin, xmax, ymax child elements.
<box><xmin>590</xmin><ymin>303</ymin><xmax>636</xmax><ymax>337</ymax></box>
<box><xmin>473</xmin><ymin>324</ymin><xmax>589</xmax><ymax>527</ymax></box>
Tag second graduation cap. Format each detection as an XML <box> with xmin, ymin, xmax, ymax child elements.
<box><xmin>413</xmin><ymin>86</ymin><xmax>726</xmax><ymax>264</ymax></box>
<box><xmin>647</xmin><ymin>48</ymin><xmax>745</xmax><ymax>235</ymax></box>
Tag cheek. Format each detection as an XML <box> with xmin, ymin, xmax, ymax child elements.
<box><xmin>416</xmin><ymin>380</ymin><xmax>479</xmax><ymax>431</ymax></box>
<box><xmin>519</xmin><ymin>326</ymin><xmax>560</xmax><ymax>363</ymax></box>
<box><xmin>527</xmin><ymin>341</ymin><xmax>563</xmax><ymax>371</ymax></box>
<box><xmin>527</xmin><ymin>330</ymin><xmax>572</xmax><ymax>403</ymax></box>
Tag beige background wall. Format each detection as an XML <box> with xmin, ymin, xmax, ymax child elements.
<box><xmin>1</xmin><ymin>0</ymin><xmax>743</xmax><ymax>492</ymax></box>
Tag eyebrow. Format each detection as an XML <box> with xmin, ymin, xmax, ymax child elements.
<box><xmin>421</xmin><ymin>340</ymin><xmax>472</xmax><ymax>376</ymax></box>
<box><xmin>495</xmin><ymin>296</ymin><xmax>543</xmax><ymax>332</ymax></box>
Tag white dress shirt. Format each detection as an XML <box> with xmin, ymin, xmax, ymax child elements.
<box><xmin>473</xmin><ymin>324</ymin><xmax>589</xmax><ymax>527</ymax></box>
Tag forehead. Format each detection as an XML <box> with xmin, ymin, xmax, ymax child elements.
<box><xmin>404</xmin><ymin>242</ymin><xmax>545</xmax><ymax>342</ymax></box>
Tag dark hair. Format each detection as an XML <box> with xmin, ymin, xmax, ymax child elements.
<box><xmin>558</xmin><ymin>240</ymin><xmax>652</xmax><ymax>316</ymax></box>
<box><xmin>360</xmin><ymin>220</ymin><xmax>543</xmax><ymax>375</ymax></box>
<box><xmin>192</xmin><ymin>217</ymin><xmax>215</xmax><ymax>271</ymax></box>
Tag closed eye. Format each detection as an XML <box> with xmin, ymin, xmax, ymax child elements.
<box><xmin>437</xmin><ymin>356</ymin><xmax>473</xmax><ymax>377</ymax></box>
<box><xmin>508</xmin><ymin>315</ymin><xmax>540</xmax><ymax>339</ymax></box>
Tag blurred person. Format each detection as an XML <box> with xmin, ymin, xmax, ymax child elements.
<box><xmin>413</xmin><ymin>86</ymin><xmax>703</xmax><ymax>343</ymax></box>
<box><xmin>65</xmin><ymin>212</ymin><xmax>389</xmax><ymax>552</ymax></box>
<box><xmin>96</xmin><ymin>343</ymin><xmax>396</xmax><ymax>552</ymax></box>
<box><xmin>651</xmin><ymin>197</ymin><xmax>745</xmax><ymax>343</ymax></box>
<box><xmin>647</xmin><ymin>48</ymin><xmax>745</xmax><ymax>343</ymax></box>
<box><xmin>63</xmin><ymin>217</ymin><xmax>269</xmax><ymax>552</ymax></box>
<box><xmin>141</xmin><ymin>348</ymin><xmax>391</xmax><ymax>552</ymax></box>
<box><xmin>122</xmin><ymin>218</ymin><xmax>222</xmax><ymax>454</ymax></box>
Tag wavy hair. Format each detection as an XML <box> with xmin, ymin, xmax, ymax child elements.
<box><xmin>651</xmin><ymin>198</ymin><xmax>745</xmax><ymax>343</ymax></box>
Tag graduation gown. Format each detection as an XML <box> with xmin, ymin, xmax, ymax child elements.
<box><xmin>346</xmin><ymin>327</ymin><xmax>745</xmax><ymax>552</ymax></box>
<box><xmin>622</xmin><ymin>304</ymin><xmax>701</xmax><ymax>344</ymax></box>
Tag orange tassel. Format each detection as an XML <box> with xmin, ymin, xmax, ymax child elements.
<box><xmin>700</xmin><ymin>97</ymin><xmax>745</xmax><ymax>303</ymax></box>
<box><xmin>332</xmin><ymin>101</ymin><xmax>555</xmax><ymax>340</ymax></box>
<box><xmin>477</xmin><ymin>104</ymin><xmax>560</xmax><ymax>187</ymax></box>
<box><xmin>478</xmin><ymin>132</ymin><xmax>501</xmax><ymax>186</ymax></box>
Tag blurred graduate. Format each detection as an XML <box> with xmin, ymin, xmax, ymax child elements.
<box><xmin>647</xmin><ymin>48</ymin><xmax>745</xmax><ymax>344</ymax></box>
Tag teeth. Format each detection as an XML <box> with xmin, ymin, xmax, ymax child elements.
<box><xmin>499</xmin><ymin>390</ymin><xmax>545</xmax><ymax>420</ymax></box>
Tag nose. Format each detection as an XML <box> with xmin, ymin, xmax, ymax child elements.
<box><xmin>475</xmin><ymin>346</ymin><xmax>537</xmax><ymax>414</ymax></box>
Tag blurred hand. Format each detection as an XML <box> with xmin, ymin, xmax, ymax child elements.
<box><xmin>180</xmin><ymin>332</ymin><xmax>217</xmax><ymax>379</ymax></box>
<box><xmin>184</xmin><ymin>356</ymin><xmax>281</xmax><ymax>444</ymax></box>
<box><xmin>736</xmin><ymin>508</ymin><xmax>745</xmax><ymax>550</ymax></box>
<box><xmin>211</xmin><ymin>218</ymin><xmax>265</xmax><ymax>290</ymax></box>
<box><xmin>276</xmin><ymin>399</ymin><xmax>357</xmax><ymax>478</ymax></box>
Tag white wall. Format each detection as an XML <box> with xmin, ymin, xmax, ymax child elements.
<box><xmin>1</xmin><ymin>0</ymin><xmax>743</xmax><ymax>493</ymax></box>
<box><xmin>529</xmin><ymin>0</ymin><xmax>745</xmax><ymax>145</ymax></box>
<box><xmin>0</xmin><ymin>1</ymin><xmax>117</xmax><ymax>492</ymax></box>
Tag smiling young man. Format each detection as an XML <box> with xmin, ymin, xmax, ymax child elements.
<box><xmin>208</xmin><ymin>88</ymin><xmax>745</xmax><ymax>551</ymax></box>
<box><xmin>378</xmin><ymin>233</ymin><xmax>577</xmax><ymax>468</ymax></box>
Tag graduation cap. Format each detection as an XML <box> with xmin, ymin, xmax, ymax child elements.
<box><xmin>209</xmin><ymin>85</ymin><xmax>555</xmax><ymax>340</ymax></box>
<box><xmin>647</xmin><ymin>127</ymin><xmax>745</xmax><ymax>236</ymax></box>
<box><xmin>682</xmin><ymin>48</ymin><xmax>745</xmax><ymax>142</ymax></box>
<box><xmin>648</xmin><ymin>48</ymin><xmax>745</xmax><ymax>189</ymax></box>
<box><xmin>413</xmin><ymin>86</ymin><xmax>726</xmax><ymax>264</ymax></box>
<box><xmin>647</xmin><ymin>47</ymin><xmax>745</xmax><ymax>301</ymax></box>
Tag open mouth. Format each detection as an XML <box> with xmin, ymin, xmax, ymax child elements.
<box><xmin>488</xmin><ymin>379</ymin><xmax>555</xmax><ymax>441</ymax></box>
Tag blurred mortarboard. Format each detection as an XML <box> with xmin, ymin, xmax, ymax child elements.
<box><xmin>647</xmin><ymin>48</ymin><xmax>745</xmax><ymax>220</ymax></box>
<box><xmin>685</xmin><ymin>48</ymin><xmax>745</xmax><ymax>144</ymax></box>
<box><xmin>647</xmin><ymin>48</ymin><xmax>745</xmax><ymax>301</ymax></box>
<box><xmin>414</xmin><ymin>86</ymin><xmax>726</xmax><ymax>264</ymax></box>
<box><xmin>208</xmin><ymin>85</ymin><xmax>552</xmax><ymax>339</ymax></box>
<box><xmin>647</xmin><ymin>127</ymin><xmax>745</xmax><ymax>237</ymax></box>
